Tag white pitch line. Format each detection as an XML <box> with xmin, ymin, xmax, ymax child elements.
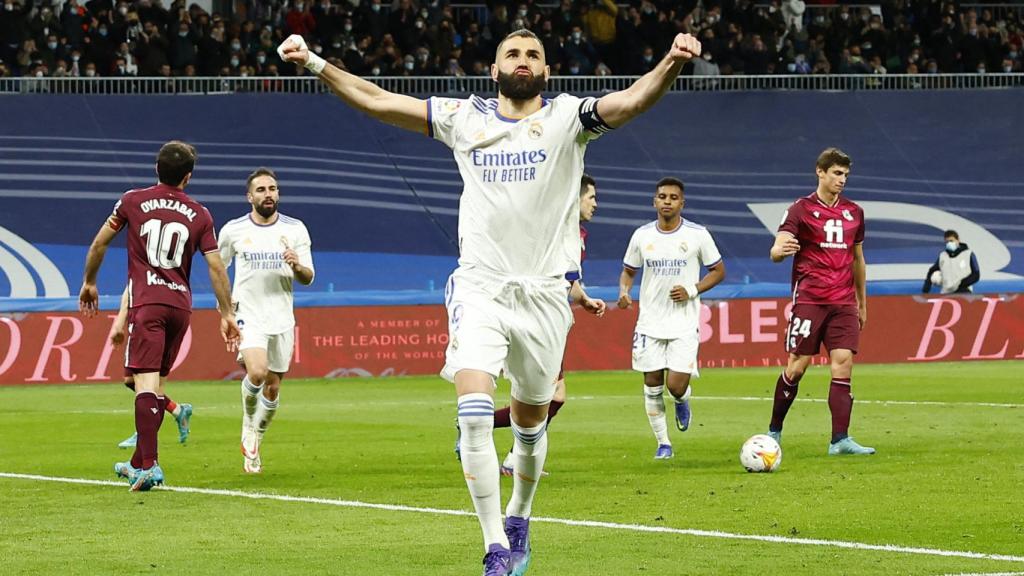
<box><xmin>940</xmin><ymin>572</ymin><xmax>1024</xmax><ymax>576</ymax></box>
<box><xmin>571</xmin><ymin>395</ymin><xmax>1024</xmax><ymax>409</ymax></box>
<box><xmin>1</xmin><ymin>472</ymin><xmax>1022</xmax><ymax>565</ymax></box>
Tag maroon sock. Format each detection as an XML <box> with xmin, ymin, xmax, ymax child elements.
<box><xmin>769</xmin><ymin>372</ymin><xmax>801</xmax><ymax>432</ymax></box>
<box><xmin>493</xmin><ymin>406</ymin><xmax>512</xmax><ymax>429</ymax></box>
<box><xmin>547</xmin><ymin>399</ymin><xmax>564</xmax><ymax>423</ymax></box>
<box><xmin>164</xmin><ymin>397</ymin><xmax>177</xmax><ymax>414</ymax></box>
<box><xmin>829</xmin><ymin>378</ymin><xmax>853</xmax><ymax>443</ymax></box>
<box><xmin>135</xmin><ymin>392</ymin><xmax>162</xmax><ymax>469</ymax></box>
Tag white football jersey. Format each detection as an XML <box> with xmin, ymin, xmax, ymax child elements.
<box><xmin>218</xmin><ymin>213</ymin><xmax>314</xmax><ymax>334</ymax></box>
<box><xmin>429</xmin><ymin>94</ymin><xmax>607</xmax><ymax>279</ymax></box>
<box><xmin>623</xmin><ymin>219</ymin><xmax>723</xmax><ymax>339</ymax></box>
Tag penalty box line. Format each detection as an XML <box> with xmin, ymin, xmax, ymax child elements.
<box><xmin>1</xmin><ymin>471</ymin><xmax>1022</xmax><ymax>565</ymax></box>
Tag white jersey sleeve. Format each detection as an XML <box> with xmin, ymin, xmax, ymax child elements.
<box><xmin>218</xmin><ymin>222</ymin><xmax>236</xmax><ymax>269</ymax></box>
<box><xmin>294</xmin><ymin>221</ymin><xmax>315</xmax><ymax>280</ymax></box>
<box><xmin>699</xmin><ymin>228</ymin><xmax>723</xmax><ymax>268</ymax></box>
<box><xmin>428</xmin><ymin>97</ymin><xmax>467</xmax><ymax>149</ymax></box>
<box><xmin>623</xmin><ymin>228</ymin><xmax>643</xmax><ymax>270</ymax></box>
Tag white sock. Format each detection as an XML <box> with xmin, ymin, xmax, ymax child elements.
<box><xmin>644</xmin><ymin>385</ymin><xmax>670</xmax><ymax>446</ymax></box>
<box><xmin>254</xmin><ymin>390</ymin><xmax>279</xmax><ymax>437</ymax></box>
<box><xmin>241</xmin><ymin>376</ymin><xmax>262</xmax><ymax>423</ymax></box>
<box><xmin>457</xmin><ymin>393</ymin><xmax>508</xmax><ymax>551</ymax></box>
<box><xmin>505</xmin><ymin>420</ymin><xmax>547</xmax><ymax>519</ymax></box>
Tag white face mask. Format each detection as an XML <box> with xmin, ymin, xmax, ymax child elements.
<box><xmin>569</xmin><ymin>66</ymin><xmax>579</xmax><ymax>74</ymax></box>
<box><xmin>1004</xmin><ymin>65</ymin><xmax>1013</xmax><ymax>73</ymax></box>
<box><xmin>945</xmin><ymin>241</ymin><xmax>958</xmax><ymax>252</ymax></box>
<box><xmin>48</xmin><ymin>41</ymin><xmax>57</xmax><ymax>50</ymax></box>
<box><xmin>85</xmin><ymin>68</ymin><xmax>96</xmax><ymax>76</ymax></box>
<box><xmin>371</xmin><ymin>67</ymin><xmax>380</xmax><ymax>75</ymax></box>
<box><xmin>295</xmin><ymin>3</ymin><xmax>304</xmax><ymax>10</ymax></box>
<box><xmin>72</xmin><ymin>54</ymin><xmax>80</xmax><ymax>61</ymax></box>
<box><xmin>231</xmin><ymin>42</ymin><xmax>241</xmax><ymax>51</ymax></box>
<box><xmin>404</xmin><ymin>61</ymin><xmax>414</xmax><ymax>70</ymax></box>
<box><xmin>35</xmin><ymin>70</ymin><xmax>44</xmax><ymax>77</ymax></box>
<box><xmin>572</xmin><ymin>31</ymin><xmax>581</xmax><ymax>41</ymax></box>
<box><xmin>179</xmin><ymin>30</ymin><xmax>188</xmax><ymax>37</ymax></box>
<box><xmin>257</xmin><ymin>55</ymin><xmax>266</xmax><ymax>64</ymax></box>
<box><xmin>3</xmin><ymin>4</ymin><xmax>12</xmax><ymax>11</ymax></box>
<box><xmin>415</xmin><ymin>20</ymin><xmax>423</xmax><ymax>29</ymax></box>
<box><xmin>230</xmin><ymin>57</ymin><xmax>239</xmax><ymax>66</ymax></box>
<box><xmin>370</xmin><ymin>3</ymin><xmax>379</xmax><ymax>12</ymax></box>
<box><xmin>344</xmin><ymin>24</ymin><xmax>352</xmax><ymax>32</ymax></box>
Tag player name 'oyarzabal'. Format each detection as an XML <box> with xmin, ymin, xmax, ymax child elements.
<box><xmin>146</xmin><ymin>270</ymin><xmax>189</xmax><ymax>292</ymax></box>
<box><xmin>140</xmin><ymin>198</ymin><xmax>197</xmax><ymax>222</ymax></box>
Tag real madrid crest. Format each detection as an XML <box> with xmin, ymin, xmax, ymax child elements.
<box><xmin>528</xmin><ymin>122</ymin><xmax>544</xmax><ymax>140</ymax></box>
<box><xmin>812</xmin><ymin>210</ymin><xmax>820</xmax><ymax>218</ymax></box>
<box><xmin>842</xmin><ymin>209</ymin><xmax>853</xmax><ymax>221</ymax></box>
<box><xmin>679</xmin><ymin>241</ymin><xmax>689</xmax><ymax>253</ymax></box>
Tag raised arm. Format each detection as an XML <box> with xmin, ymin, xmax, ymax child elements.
<box><xmin>594</xmin><ymin>33</ymin><xmax>701</xmax><ymax>129</ymax></box>
<box><xmin>278</xmin><ymin>35</ymin><xmax>428</xmax><ymax>135</ymax></box>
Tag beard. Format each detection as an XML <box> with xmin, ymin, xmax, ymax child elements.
<box><xmin>255</xmin><ymin>201</ymin><xmax>278</xmax><ymax>218</ymax></box>
<box><xmin>496</xmin><ymin>69</ymin><xmax>546</xmax><ymax>101</ymax></box>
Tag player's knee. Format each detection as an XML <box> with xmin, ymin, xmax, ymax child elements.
<box><xmin>644</xmin><ymin>372</ymin><xmax>665</xmax><ymax>388</ymax></box>
<box><xmin>247</xmin><ymin>366</ymin><xmax>269</xmax><ymax>386</ymax></box>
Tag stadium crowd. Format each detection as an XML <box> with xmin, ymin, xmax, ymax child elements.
<box><xmin>1</xmin><ymin>0</ymin><xmax>1022</xmax><ymax>79</ymax></box>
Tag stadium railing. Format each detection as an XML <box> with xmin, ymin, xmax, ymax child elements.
<box><xmin>2</xmin><ymin>73</ymin><xmax>1023</xmax><ymax>95</ymax></box>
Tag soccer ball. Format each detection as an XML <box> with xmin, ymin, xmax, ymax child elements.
<box><xmin>930</xmin><ymin>270</ymin><xmax>942</xmax><ymax>285</ymax></box>
<box><xmin>740</xmin><ymin>434</ymin><xmax>782</xmax><ymax>473</ymax></box>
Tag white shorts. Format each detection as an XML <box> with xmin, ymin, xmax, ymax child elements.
<box><xmin>440</xmin><ymin>267</ymin><xmax>573</xmax><ymax>405</ymax></box>
<box><xmin>631</xmin><ymin>331</ymin><xmax>700</xmax><ymax>376</ymax></box>
<box><xmin>237</xmin><ymin>326</ymin><xmax>294</xmax><ymax>374</ymax></box>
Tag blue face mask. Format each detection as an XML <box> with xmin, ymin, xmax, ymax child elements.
<box><xmin>945</xmin><ymin>241</ymin><xmax>958</xmax><ymax>252</ymax></box>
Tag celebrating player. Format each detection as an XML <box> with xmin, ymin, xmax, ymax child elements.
<box><xmin>618</xmin><ymin>178</ymin><xmax>725</xmax><ymax>460</ymax></box>
<box><xmin>79</xmin><ymin>140</ymin><xmax>239</xmax><ymax>491</ymax></box>
<box><xmin>218</xmin><ymin>168</ymin><xmax>315</xmax><ymax>474</ymax></box>
<box><xmin>277</xmin><ymin>27</ymin><xmax>700</xmax><ymax>576</ymax></box>
<box><xmin>766</xmin><ymin>147</ymin><xmax>874</xmax><ymax>456</ymax></box>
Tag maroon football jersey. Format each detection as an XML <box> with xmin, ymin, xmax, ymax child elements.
<box><xmin>107</xmin><ymin>183</ymin><xmax>218</xmax><ymax>311</ymax></box>
<box><xmin>778</xmin><ymin>192</ymin><xmax>865</xmax><ymax>306</ymax></box>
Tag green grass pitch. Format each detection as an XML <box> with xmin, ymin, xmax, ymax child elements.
<box><xmin>1</xmin><ymin>361</ymin><xmax>1022</xmax><ymax>575</ymax></box>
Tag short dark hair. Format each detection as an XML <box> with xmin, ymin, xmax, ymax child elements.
<box><xmin>580</xmin><ymin>173</ymin><xmax>596</xmax><ymax>195</ymax></box>
<box><xmin>944</xmin><ymin>230</ymin><xmax>959</xmax><ymax>240</ymax></box>
<box><xmin>156</xmin><ymin>140</ymin><xmax>197</xmax><ymax>186</ymax></box>
<box><xmin>246</xmin><ymin>167</ymin><xmax>278</xmax><ymax>191</ymax></box>
<box><xmin>816</xmin><ymin>147</ymin><xmax>852</xmax><ymax>172</ymax></box>
<box><xmin>496</xmin><ymin>29</ymin><xmax>544</xmax><ymax>58</ymax></box>
<box><xmin>656</xmin><ymin>176</ymin><xmax>685</xmax><ymax>194</ymax></box>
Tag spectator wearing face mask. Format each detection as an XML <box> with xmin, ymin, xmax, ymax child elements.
<box><xmin>171</xmin><ymin>19</ymin><xmax>196</xmax><ymax>69</ymax></box>
<box><xmin>563</xmin><ymin>25</ymin><xmax>597</xmax><ymax>74</ymax></box>
<box><xmin>923</xmin><ymin>230</ymin><xmax>980</xmax><ymax>294</ymax></box>
<box><xmin>1</xmin><ymin>0</ymin><xmax>33</xmax><ymax>64</ymax></box>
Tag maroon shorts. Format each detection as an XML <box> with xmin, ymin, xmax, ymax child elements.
<box><xmin>125</xmin><ymin>304</ymin><xmax>191</xmax><ymax>377</ymax></box>
<box><xmin>785</xmin><ymin>303</ymin><xmax>860</xmax><ymax>356</ymax></box>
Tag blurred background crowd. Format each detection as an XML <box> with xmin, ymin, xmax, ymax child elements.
<box><xmin>1</xmin><ymin>0</ymin><xmax>1021</xmax><ymax>78</ymax></box>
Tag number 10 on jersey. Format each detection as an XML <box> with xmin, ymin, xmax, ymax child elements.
<box><xmin>140</xmin><ymin>219</ymin><xmax>190</xmax><ymax>269</ymax></box>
